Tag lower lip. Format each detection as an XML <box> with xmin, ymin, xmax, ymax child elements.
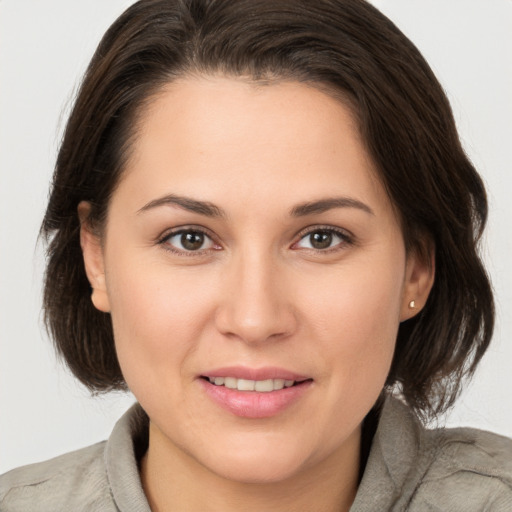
<box><xmin>200</xmin><ymin>379</ymin><xmax>312</xmax><ymax>418</ymax></box>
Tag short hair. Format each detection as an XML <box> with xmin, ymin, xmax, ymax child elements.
<box><xmin>41</xmin><ymin>0</ymin><xmax>494</xmax><ymax>420</ymax></box>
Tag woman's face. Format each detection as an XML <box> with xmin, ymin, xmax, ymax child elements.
<box><xmin>82</xmin><ymin>77</ymin><xmax>428</xmax><ymax>483</ymax></box>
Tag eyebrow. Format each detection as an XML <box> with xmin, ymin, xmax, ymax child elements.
<box><xmin>290</xmin><ymin>197</ymin><xmax>374</xmax><ymax>217</ymax></box>
<box><xmin>137</xmin><ymin>193</ymin><xmax>374</xmax><ymax>218</ymax></box>
<box><xmin>137</xmin><ymin>194</ymin><xmax>227</xmax><ymax>218</ymax></box>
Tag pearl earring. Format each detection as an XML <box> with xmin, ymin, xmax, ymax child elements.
<box><xmin>408</xmin><ymin>300</ymin><xmax>416</xmax><ymax>309</ymax></box>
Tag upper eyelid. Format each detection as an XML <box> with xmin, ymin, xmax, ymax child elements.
<box><xmin>294</xmin><ymin>224</ymin><xmax>353</xmax><ymax>240</ymax></box>
<box><xmin>158</xmin><ymin>227</ymin><xmax>219</xmax><ymax>257</ymax></box>
<box><xmin>158</xmin><ymin>225</ymin><xmax>217</xmax><ymax>242</ymax></box>
<box><xmin>157</xmin><ymin>224</ymin><xmax>354</xmax><ymax>251</ymax></box>
<box><xmin>291</xmin><ymin>226</ymin><xmax>355</xmax><ymax>253</ymax></box>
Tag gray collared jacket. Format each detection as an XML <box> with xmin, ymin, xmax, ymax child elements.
<box><xmin>1</xmin><ymin>397</ymin><xmax>512</xmax><ymax>511</ymax></box>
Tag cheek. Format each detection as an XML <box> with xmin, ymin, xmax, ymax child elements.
<box><xmin>105</xmin><ymin>257</ymin><xmax>216</xmax><ymax>396</ymax></box>
<box><xmin>308</xmin><ymin>248</ymin><xmax>404</xmax><ymax>332</ymax></box>
<box><xmin>307</xmin><ymin>253</ymin><xmax>404</xmax><ymax>397</ymax></box>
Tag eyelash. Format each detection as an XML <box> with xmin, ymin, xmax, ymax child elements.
<box><xmin>157</xmin><ymin>227</ymin><xmax>220</xmax><ymax>257</ymax></box>
<box><xmin>157</xmin><ymin>225</ymin><xmax>354</xmax><ymax>256</ymax></box>
<box><xmin>293</xmin><ymin>225</ymin><xmax>355</xmax><ymax>253</ymax></box>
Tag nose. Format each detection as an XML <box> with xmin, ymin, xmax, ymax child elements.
<box><xmin>214</xmin><ymin>250</ymin><xmax>297</xmax><ymax>345</ymax></box>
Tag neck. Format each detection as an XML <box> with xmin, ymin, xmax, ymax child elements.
<box><xmin>140</xmin><ymin>422</ymin><xmax>361</xmax><ymax>512</ymax></box>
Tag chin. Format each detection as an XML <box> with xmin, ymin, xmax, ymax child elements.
<box><xmin>210</xmin><ymin>460</ymin><xmax>304</xmax><ymax>485</ymax></box>
<box><xmin>198</xmin><ymin>439</ymin><xmax>310</xmax><ymax>484</ymax></box>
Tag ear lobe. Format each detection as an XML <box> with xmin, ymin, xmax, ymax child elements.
<box><xmin>400</xmin><ymin>241</ymin><xmax>435</xmax><ymax>322</ymax></box>
<box><xmin>78</xmin><ymin>201</ymin><xmax>111</xmax><ymax>313</ymax></box>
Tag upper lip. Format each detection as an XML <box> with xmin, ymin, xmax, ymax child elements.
<box><xmin>201</xmin><ymin>366</ymin><xmax>310</xmax><ymax>382</ymax></box>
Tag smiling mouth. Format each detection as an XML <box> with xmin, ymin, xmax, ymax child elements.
<box><xmin>200</xmin><ymin>373</ymin><xmax>313</xmax><ymax>418</ymax></box>
<box><xmin>201</xmin><ymin>376</ymin><xmax>311</xmax><ymax>392</ymax></box>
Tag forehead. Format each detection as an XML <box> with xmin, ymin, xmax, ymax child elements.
<box><xmin>119</xmin><ymin>76</ymin><xmax>390</xmax><ymax>217</ymax></box>
<box><xmin>137</xmin><ymin>76</ymin><xmax>362</xmax><ymax>158</ymax></box>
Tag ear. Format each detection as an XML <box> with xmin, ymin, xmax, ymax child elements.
<box><xmin>78</xmin><ymin>201</ymin><xmax>111</xmax><ymax>313</ymax></box>
<box><xmin>400</xmin><ymin>239</ymin><xmax>435</xmax><ymax>322</ymax></box>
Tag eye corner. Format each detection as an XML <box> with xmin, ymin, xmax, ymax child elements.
<box><xmin>292</xmin><ymin>225</ymin><xmax>355</xmax><ymax>253</ymax></box>
<box><xmin>157</xmin><ymin>226</ymin><xmax>222</xmax><ymax>256</ymax></box>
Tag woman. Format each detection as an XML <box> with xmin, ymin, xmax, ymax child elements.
<box><xmin>1</xmin><ymin>0</ymin><xmax>511</xmax><ymax>510</ymax></box>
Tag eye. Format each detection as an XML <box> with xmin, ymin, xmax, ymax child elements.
<box><xmin>294</xmin><ymin>228</ymin><xmax>352</xmax><ymax>251</ymax></box>
<box><xmin>160</xmin><ymin>229</ymin><xmax>219</xmax><ymax>253</ymax></box>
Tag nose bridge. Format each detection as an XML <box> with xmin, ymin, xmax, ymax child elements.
<box><xmin>215</xmin><ymin>244</ymin><xmax>295</xmax><ymax>343</ymax></box>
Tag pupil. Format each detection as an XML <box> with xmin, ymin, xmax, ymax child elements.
<box><xmin>181</xmin><ymin>232</ymin><xmax>204</xmax><ymax>250</ymax></box>
<box><xmin>311</xmin><ymin>231</ymin><xmax>332</xmax><ymax>249</ymax></box>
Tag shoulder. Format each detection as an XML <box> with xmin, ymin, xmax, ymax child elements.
<box><xmin>410</xmin><ymin>425</ymin><xmax>512</xmax><ymax>511</ymax></box>
<box><xmin>364</xmin><ymin>397</ymin><xmax>512</xmax><ymax>511</ymax></box>
<box><xmin>0</xmin><ymin>441</ymin><xmax>117</xmax><ymax>512</ymax></box>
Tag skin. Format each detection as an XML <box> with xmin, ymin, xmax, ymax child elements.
<box><xmin>80</xmin><ymin>76</ymin><xmax>434</xmax><ymax>512</ymax></box>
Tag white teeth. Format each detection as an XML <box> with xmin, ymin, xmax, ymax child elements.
<box><xmin>273</xmin><ymin>379</ymin><xmax>285</xmax><ymax>390</ymax></box>
<box><xmin>237</xmin><ymin>379</ymin><xmax>255</xmax><ymax>391</ymax></box>
<box><xmin>254</xmin><ymin>379</ymin><xmax>273</xmax><ymax>392</ymax></box>
<box><xmin>224</xmin><ymin>377</ymin><xmax>237</xmax><ymax>389</ymax></box>
<box><xmin>207</xmin><ymin>376</ymin><xmax>296</xmax><ymax>392</ymax></box>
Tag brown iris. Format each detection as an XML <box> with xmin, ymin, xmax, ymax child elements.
<box><xmin>181</xmin><ymin>231</ymin><xmax>205</xmax><ymax>250</ymax></box>
<box><xmin>310</xmin><ymin>231</ymin><xmax>333</xmax><ymax>249</ymax></box>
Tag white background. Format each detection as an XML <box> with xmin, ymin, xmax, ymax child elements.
<box><xmin>1</xmin><ymin>0</ymin><xmax>511</xmax><ymax>474</ymax></box>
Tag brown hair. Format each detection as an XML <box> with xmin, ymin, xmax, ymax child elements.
<box><xmin>41</xmin><ymin>0</ymin><xmax>494</xmax><ymax>419</ymax></box>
